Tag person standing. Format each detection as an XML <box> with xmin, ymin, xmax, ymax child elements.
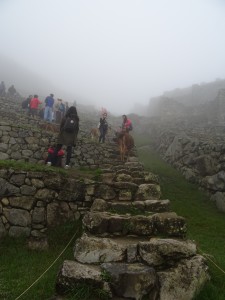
<box><xmin>99</xmin><ymin>112</ymin><xmax>108</xmax><ymax>143</ymax></box>
<box><xmin>47</xmin><ymin>106</ymin><xmax>79</xmax><ymax>169</ymax></box>
<box><xmin>44</xmin><ymin>93</ymin><xmax>54</xmax><ymax>122</ymax></box>
<box><xmin>0</xmin><ymin>81</ymin><xmax>6</xmax><ymax>96</ymax></box>
<box><xmin>22</xmin><ymin>95</ymin><xmax>32</xmax><ymax>115</ymax></box>
<box><xmin>29</xmin><ymin>95</ymin><xmax>42</xmax><ymax>118</ymax></box>
<box><xmin>8</xmin><ymin>85</ymin><xmax>16</xmax><ymax>97</ymax></box>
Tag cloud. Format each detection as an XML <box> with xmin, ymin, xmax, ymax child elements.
<box><xmin>0</xmin><ymin>0</ymin><xmax>225</xmax><ymax>114</ymax></box>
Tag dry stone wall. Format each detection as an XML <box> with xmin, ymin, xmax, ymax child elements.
<box><xmin>0</xmin><ymin>97</ymin><xmax>120</xmax><ymax>168</ymax></box>
<box><xmin>147</xmin><ymin>122</ymin><xmax>225</xmax><ymax>213</ymax></box>
<box><xmin>0</xmin><ymin>168</ymin><xmax>97</xmax><ymax>239</ymax></box>
<box><xmin>0</xmin><ymin>121</ymin><xmax>120</xmax><ymax>168</ymax></box>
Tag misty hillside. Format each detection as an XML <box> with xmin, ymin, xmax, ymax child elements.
<box><xmin>145</xmin><ymin>78</ymin><xmax>225</xmax><ymax>118</ymax></box>
<box><xmin>163</xmin><ymin>78</ymin><xmax>225</xmax><ymax>106</ymax></box>
<box><xmin>0</xmin><ymin>55</ymin><xmax>59</xmax><ymax>98</ymax></box>
<box><xmin>0</xmin><ymin>55</ymin><xmax>84</xmax><ymax>103</ymax></box>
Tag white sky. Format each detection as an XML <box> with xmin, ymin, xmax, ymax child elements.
<box><xmin>0</xmin><ymin>0</ymin><xmax>225</xmax><ymax>114</ymax></box>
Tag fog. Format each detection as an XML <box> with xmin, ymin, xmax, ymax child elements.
<box><xmin>1</xmin><ymin>0</ymin><xmax>225</xmax><ymax>115</ymax></box>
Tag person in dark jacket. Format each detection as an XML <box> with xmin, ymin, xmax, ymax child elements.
<box><xmin>47</xmin><ymin>106</ymin><xmax>79</xmax><ymax>169</ymax></box>
<box><xmin>98</xmin><ymin>113</ymin><xmax>108</xmax><ymax>143</ymax></box>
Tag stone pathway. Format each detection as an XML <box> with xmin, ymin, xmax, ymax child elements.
<box><xmin>55</xmin><ymin>141</ymin><xmax>209</xmax><ymax>299</ymax></box>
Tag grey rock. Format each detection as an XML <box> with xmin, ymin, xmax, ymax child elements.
<box><xmin>101</xmin><ymin>262</ymin><xmax>159</xmax><ymax>299</ymax></box>
<box><xmin>10</xmin><ymin>174</ymin><xmax>26</xmax><ymax>186</ymax></box>
<box><xmin>158</xmin><ymin>255</ymin><xmax>210</xmax><ymax>300</ymax></box>
<box><xmin>74</xmin><ymin>234</ymin><xmax>126</xmax><ymax>263</ymax></box>
<box><xmin>32</xmin><ymin>207</ymin><xmax>45</xmax><ymax>223</ymax></box>
<box><xmin>9</xmin><ymin>226</ymin><xmax>30</xmax><ymax>237</ymax></box>
<box><xmin>8</xmin><ymin>196</ymin><xmax>35</xmax><ymax>210</ymax></box>
<box><xmin>20</xmin><ymin>185</ymin><xmax>36</xmax><ymax>195</ymax></box>
<box><xmin>139</xmin><ymin>238</ymin><xmax>196</xmax><ymax>266</ymax></box>
<box><xmin>0</xmin><ymin>178</ymin><xmax>20</xmax><ymax>196</ymax></box>
<box><xmin>4</xmin><ymin>208</ymin><xmax>31</xmax><ymax>226</ymax></box>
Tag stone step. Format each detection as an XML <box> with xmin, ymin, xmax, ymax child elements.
<box><xmin>91</xmin><ymin>199</ymin><xmax>171</xmax><ymax>214</ymax></box>
<box><xmin>55</xmin><ymin>260</ymin><xmax>158</xmax><ymax>299</ymax></box>
<box><xmin>113</xmin><ymin>171</ymin><xmax>159</xmax><ymax>185</ymax></box>
<box><xmin>95</xmin><ymin>182</ymin><xmax>161</xmax><ymax>201</ymax></box>
<box><xmin>55</xmin><ymin>260</ymin><xmax>110</xmax><ymax>296</ymax></box>
<box><xmin>82</xmin><ymin>211</ymin><xmax>187</xmax><ymax>237</ymax></box>
<box><xmin>101</xmin><ymin>262</ymin><xmax>158</xmax><ymax>299</ymax></box>
<box><xmin>111</xmin><ymin>163</ymin><xmax>144</xmax><ymax>172</ymax></box>
<box><xmin>74</xmin><ymin>234</ymin><xmax>196</xmax><ymax>265</ymax></box>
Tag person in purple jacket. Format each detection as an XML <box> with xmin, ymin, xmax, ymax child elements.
<box><xmin>44</xmin><ymin>93</ymin><xmax>55</xmax><ymax>122</ymax></box>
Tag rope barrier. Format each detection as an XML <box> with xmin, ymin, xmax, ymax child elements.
<box><xmin>15</xmin><ymin>229</ymin><xmax>79</xmax><ymax>300</ymax></box>
<box><xmin>198</xmin><ymin>247</ymin><xmax>225</xmax><ymax>275</ymax></box>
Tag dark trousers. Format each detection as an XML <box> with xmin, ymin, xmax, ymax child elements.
<box><xmin>52</xmin><ymin>144</ymin><xmax>72</xmax><ymax>166</ymax></box>
<box><xmin>99</xmin><ymin>127</ymin><xmax>107</xmax><ymax>143</ymax></box>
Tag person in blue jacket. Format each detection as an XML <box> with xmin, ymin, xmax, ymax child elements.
<box><xmin>44</xmin><ymin>93</ymin><xmax>55</xmax><ymax>122</ymax></box>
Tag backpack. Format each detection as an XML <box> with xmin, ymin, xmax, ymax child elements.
<box><xmin>63</xmin><ymin>115</ymin><xmax>78</xmax><ymax>133</ymax></box>
<box><xmin>22</xmin><ymin>99</ymin><xmax>29</xmax><ymax>109</ymax></box>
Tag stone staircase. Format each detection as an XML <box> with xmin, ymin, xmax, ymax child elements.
<box><xmin>0</xmin><ymin>96</ymin><xmax>210</xmax><ymax>298</ymax></box>
<box><xmin>55</xmin><ymin>145</ymin><xmax>209</xmax><ymax>299</ymax></box>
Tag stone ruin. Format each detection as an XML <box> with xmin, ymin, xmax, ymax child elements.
<box><xmin>139</xmin><ymin>89</ymin><xmax>225</xmax><ymax>214</ymax></box>
<box><xmin>0</xmin><ymin>96</ymin><xmax>209</xmax><ymax>299</ymax></box>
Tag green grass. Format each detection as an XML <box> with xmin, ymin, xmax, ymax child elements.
<box><xmin>135</xmin><ymin>135</ymin><xmax>225</xmax><ymax>300</ymax></box>
<box><xmin>0</xmin><ymin>161</ymin><xmax>103</xmax><ymax>180</ymax></box>
<box><xmin>0</xmin><ymin>221</ymin><xmax>82</xmax><ymax>300</ymax></box>
<box><xmin>0</xmin><ymin>160</ymin><xmax>67</xmax><ymax>175</ymax></box>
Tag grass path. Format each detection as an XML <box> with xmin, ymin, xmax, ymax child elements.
<box><xmin>137</xmin><ymin>143</ymin><xmax>225</xmax><ymax>300</ymax></box>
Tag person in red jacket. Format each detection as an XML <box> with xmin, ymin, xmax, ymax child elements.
<box><xmin>122</xmin><ymin>114</ymin><xmax>132</xmax><ymax>132</ymax></box>
<box><xmin>29</xmin><ymin>95</ymin><xmax>42</xmax><ymax>118</ymax></box>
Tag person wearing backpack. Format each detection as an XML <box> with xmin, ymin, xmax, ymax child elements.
<box><xmin>122</xmin><ymin>114</ymin><xmax>133</xmax><ymax>132</ymax></box>
<box><xmin>47</xmin><ymin>106</ymin><xmax>79</xmax><ymax>169</ymax></box>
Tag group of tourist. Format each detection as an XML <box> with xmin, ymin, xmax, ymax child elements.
<box><xmin>45</xmin><ymin>108</ymin><xmax>132</xmax><ymax>169</ymax></box>
<box><xmin>2</xmin><ymin>81</ymin><xmax>133</xmax><ymax>169</ymax></box>
<box><xmin>22</xmin><ymin>93</ymin><xmax>69</xmax><ymax>124</ymax></box>
<box><xmin>0</xmin><ymin>81</ymin><xmax>20</xmax><ymax>99</ymax></box>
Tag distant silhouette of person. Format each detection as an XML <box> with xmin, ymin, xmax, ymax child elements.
<box><xmin>55</xmin><ymin>99</ymin><xmax>65</xmax><ymax>123</ymax></box>
<box><xmin>99</xmin><ymin>112</ymin><xmax>108</xmax><ymax>143</ymax></box>
<box><xmin>0</xmin><ymin>81</ymin><xmax>6</xmax><ymax>96</ymax></box>
<box><xmin>44</xmin><ymin>93</ymin><xmax>54</xmax><ymax>122</ymax></box>
<box><xmin>8</xmin><ymin>85</ymin><xmax>16</xmax><ymax>97</ymax></box>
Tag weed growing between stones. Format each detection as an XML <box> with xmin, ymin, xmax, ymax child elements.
<box><xmin>100</xmin><ymin>269</ymin><xmax>112</xmax><ymax>282</ymax></box>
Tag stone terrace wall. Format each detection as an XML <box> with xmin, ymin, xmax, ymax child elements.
<box><xmin>148</xmin><ymin>122</ymin><xmax>225</xmax><ymax>212</ymax></box>
<box><xmin>0</xmin><ymin>168</ymin><xmax>98</xmax><ymax>238</ymax></box>
<box><xmin>0</xmin><ymin>122</ymin><xmax>119</xmax><ymax>168</ymax></box>
<box><xmin>0</xmin><ymin>96</ymin><xmax>120</xmax><ymax>168</ymax></box>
